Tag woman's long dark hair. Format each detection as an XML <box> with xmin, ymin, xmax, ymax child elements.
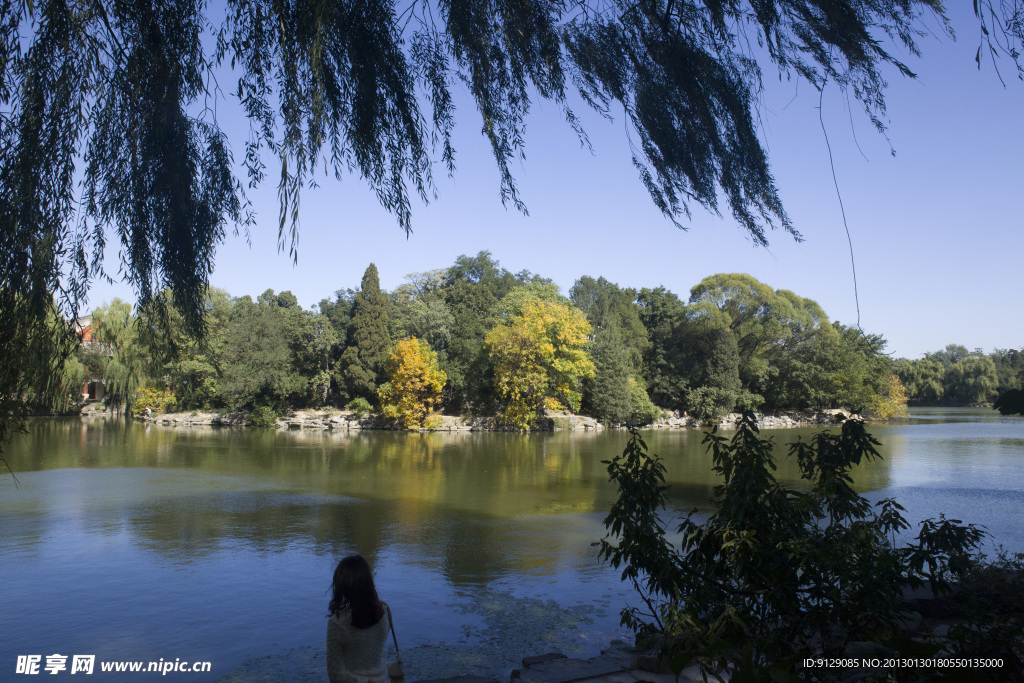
<box><xmin>328</xmin><ymin>555</ymin><xmax>385</xmax><ymax>629</ymax></box>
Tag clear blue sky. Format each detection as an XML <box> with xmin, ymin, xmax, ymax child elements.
<box><xmin>86</xmin><ymin>3</ymin><xmax>1023</xmax><ymax>359</ymax></box>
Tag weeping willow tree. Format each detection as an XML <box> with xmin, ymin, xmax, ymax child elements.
<box><xmin>0</xmin><ymin>0</ymin><xmax>963</xmax><ymax>467</ymax></box>
<box><xmin>90</xmin><ymin>299</ymin><xmax>147</xmax><ymax>414</ymax></box>
<box><xmin>0</xmin><ymin>295</ymin><xmax>84</xmax><ymax>479</ymax></box>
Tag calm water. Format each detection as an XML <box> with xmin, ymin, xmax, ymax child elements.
<box><xmin>1</xmin><ymin>408</ymin><xmax>1022</xmax><ymax>680</ymax></box>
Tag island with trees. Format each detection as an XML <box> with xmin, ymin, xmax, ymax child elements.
<box><xmin>49</xmin><ymin>252</ymin><xmax>1023</xmax><ymax>432</ymax></box>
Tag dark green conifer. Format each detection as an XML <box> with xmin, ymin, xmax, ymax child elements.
<box><xmin>442</xmin><ymin>281</ymin><xmax>498</xmax><ymax>412</ymax></box>
<box><xmin>341</xmin><ymin>264</ymin><xmax>391</xmax><ymax>402</ymax></box>
<box><xmin>583</xmin><ymin>320</ymin><xmax>633</xmax><ymax>424</ymax></box>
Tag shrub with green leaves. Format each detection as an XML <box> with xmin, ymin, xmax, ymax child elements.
<box><xmin>684</xmin><ymin>385</ymin><xmax>735</xmax><ymax>422</ymax></box>
<box><xmin>733</xmin><ymin>389</ymin><xmax>764</xmax><ymax>413</ymax></box>
<box><xmin>345</xmin><ymin>397</ymin><xmax>373</xmax><ymax>418</ymax></box>
<box><xmin>248</xmin><ymin>405</ymin><xmax>280</xmax><ymax>429</ymax></box>
<box><xmin>598</xmin><ymin>414</ymin><xmax>989</xmax><ymax>680</ymax></box>
<box><xmin>626</xmin><ymin>376</ymin><xmax>661</xmax><ymax>425</ymax></box>
<box><xmin>941</xmin><ymin>548</ymin><xmax>1024</xmax><ymax>677</ymax></box>
<box><xmin>132</xmin><ymin>387</ymin><xmax>176</xmax><ymax>415</ymax></box>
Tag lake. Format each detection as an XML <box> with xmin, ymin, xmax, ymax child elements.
<box><xmin>1</xmin><ymin>408</ymin><xmax>1021</xmax><ymax>680</ymax></box>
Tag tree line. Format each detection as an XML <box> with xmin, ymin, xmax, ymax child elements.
<box><xmin>67</xmin><ymin>252</ymin><xmax>1015</xmax><ymax>428</ymax></box>
<box><xmin>894</xmin><ymin>345</ymin><xmax>1024</xmax><ymax>406</ymax></box>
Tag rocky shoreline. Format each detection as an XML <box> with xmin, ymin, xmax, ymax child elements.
<box><xmin>90</xmin><ymin>404</ymin><xmax>855</xmax><ymax>432</ymax></box>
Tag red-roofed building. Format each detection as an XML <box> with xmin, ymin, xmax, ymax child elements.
<box><xmin>74</xmin><ymin>315</ymin><xmax>109</xmax><ymax>401</ymax></box>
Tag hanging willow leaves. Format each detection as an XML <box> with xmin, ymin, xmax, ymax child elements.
<box><xmin>2</xmin><ymin>0</ymin><xmax>949</xmax><ymax>462</ymax></box>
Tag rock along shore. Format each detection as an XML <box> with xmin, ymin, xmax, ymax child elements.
<box><xmin>125</xmin><ymin>407</ymin><xmax>855</xmax><ymax>432</ymax></box>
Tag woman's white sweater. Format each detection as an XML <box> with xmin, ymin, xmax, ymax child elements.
<box><xmin>326</xmin><ymin>605</ymin><xmax>390</xmax><ymax>683</ymax></box>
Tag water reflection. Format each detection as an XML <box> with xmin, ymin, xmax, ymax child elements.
<box><xmin>5</xmin><ymin>412</ymin><xmax>1018</xmax><ymax>678</ymax></box>
<box><xmin>7</xmin><ymin>418</ymin><xmax>899</xmax><ymax>519</ymax></box>
<box><xmin>2</xmin><ymin>418</ymin><xmax>904</xmax><ymax>619</ymax></box>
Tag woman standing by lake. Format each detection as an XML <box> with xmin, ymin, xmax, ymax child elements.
<box><xmin>327</xmin><ymin>555</ymin><xmax>392</xmax><ymax>683</ymax></box>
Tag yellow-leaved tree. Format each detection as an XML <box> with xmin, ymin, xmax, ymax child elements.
<box><xmin>871</xmin><ymin>373</ymin><xmax>909</xmax><ymax>420</ymax></box>
<box><xmin>486</xmin><ymin>299</ymin><xmax>595</xmax><ymax>430</ymax></box>
<box><xmin>378</xmin><ymin>338</ymin><xmax>446</xmax><ymax>429</ymax></box>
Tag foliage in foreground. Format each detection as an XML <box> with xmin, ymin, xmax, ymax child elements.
<box><xmin>944</xmin><ymin>547</ymin><xmax>1024</xmax><ymax>675</ymax></box>
<box><xmin>598</xmin><ymin>415</ymin><xmax>1001</xmax><ymax>680</ymax></box>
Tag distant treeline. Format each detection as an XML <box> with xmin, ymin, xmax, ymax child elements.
<box><xmin>894</xmin><ymin>345</ymin><xmax>1022</xmax><ymax>407</ymax></box>
<box><xmin>66</xmin><ymin>252</ymin><xmax>1019</xmax><ymax>426</ymax></box>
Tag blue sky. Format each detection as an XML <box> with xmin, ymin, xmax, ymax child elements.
<box><xmin>86</xmin><ymin>3</ymin><xmax>1023</xmax><ymax>359</ymax></box>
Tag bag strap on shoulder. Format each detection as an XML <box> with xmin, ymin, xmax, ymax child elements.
<box><xmin>384</xmin><ymin>603</ymin><xmax>401</xmax><ymax>660</ymax></box>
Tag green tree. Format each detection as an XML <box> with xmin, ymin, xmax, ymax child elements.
<box><xmin>296</xmin><ymin>312</ymin><xmax>340</xmax><ymax>407</ymax></box>
<box><xmin>167</xmin><ymin>358</ymin><xmax>218</xmax><ymax>410</ymax></box>
<box><xmin>625</xmin><ymin>376</ymin><xmax>662</xmax><ymax>425</ymax></box>
<box><xmin>378</xmin><ymin>337</ymin><xmax>447</xmax><ymax>428</ymax></box>
<box><xmin>636</xmin><ymin>286</ymin><xmax>689</xmax><ymax>409</ymax></box>
<box><xmin>894</xmin><ymin>357</ymin><xmax>946</xmax><ymax>403</ymax></box>
<box><xmin>916</xmin><ymin>345</ymin><xmax>999</xmax><ymax>405</ymax></box>
<box><xmin>686</xmin><ymin>276</ymin><xmax>889</xmax><ymax>413</ymax></box>
<box><xmin>164</xmin><ymin>287</ymin><xmax>233</xmax><ymax>409</ymax></box>
<box><xmin>495</xmin><ymin>282</ymin><xmax>568</xmax><ymax>319</ymax></box>
<box><xmin>218</xmin><ymin>294</ymin><xmax>306</xmax><ymax>410</ymax></box>
<box><xmin>677</xmin><ymin>302</ymin><xmax>742</xmax><ymax>419</ymax></box>
<box><xmin>445</xmin><ymin>251</ymin><xmax>537</xmax><ymax>300</ymax></box>
<box><xmin>440</xmin><ymin>252</ymin><xmax>555</xmax><ymax>412</ymax></box>
<box><xmin>828</xmin><ymin>325</ymin><xmax>891</xmax><ymax>411</ymax></box>
<box><xmin>754</xmin><ymin>291</ymin><xmax>845</xmax><ymax>411</ymax></box>
<box><xmin>570</xmin><ymin>275</ymin><xmax>649</xmax><ymax>370</ymax></box>
<box><xmin>599</xmin><ymin>418</ymin><xmax>988</xmax><ymax>679</ymax></box>
<box><xmin>258</xmin><ymin>289</ymin><xmax>299</xmax><ymax>309</ymax></box>
<box><xmin>340</xmin><ymin>264</ymin><xmax>391</xmax><ymax>403</ymax></box>
<box><xmin>689</xmin><ymin>273</ymin><xmax>783</xmax><ymax>396</ymax></box>
<box><xmin>388</xmin><ymin>270</ymin><xmax>453</xmax><ymax>358</ymax></box>
<box><xmin>945</xmin><ymin>355</ymin><xmax>1000</xmax><ymax>404</ymax></box>
<box><xmin>91</xmin><ymin>299</ymin><xmax>147</xmax><ymax>414</ymax></box>
<box><xmin>927</xmin><ymin>344</ymin><xmax>972</xmax><ymax>367</ymax></box>
<box><xmin>442</xmin><ymin>279</ymin><xmax>499</xmax><ymax>412</ymax></box>
<box><xmin>318</xmin><ymin>288</ymin><xmax>357</xmax><ymax>403</ymax></box>
<box><xmin>1</xmin><ymin>294</ymin><xmax>80</xmax><ymax>467</ymax></box>
<box><xmin>992</xmin><ymin>348</ymin><xmax>1024</xmax><ymax>397</ymax></box>
<box><xmin>22</xmin><ymin>303</ymin><xmax>89</xmax><ymax>413</ymax></box>
<box><xmin>583</xmin><ymin>319</ymin><xmax>633</xmax><ymax>424</ymax></box>
<box><xmin>770</xmin><ymin>291</ymin><xmax>839</xmax><ymax>408</ymax></box>
<box><xmin>128</xmin><ymin>287</ymin><xmax>234</xmax><ymax>410</ymax></box>
<box><xmin>571</xmin><ymin>276</ymin><xmax>659</xmax><ymax>422</ymax></box>
<box><xmin>319</xmin><ymin>289</ymin><xmax>357</xmax><ymax>335</ymax></box>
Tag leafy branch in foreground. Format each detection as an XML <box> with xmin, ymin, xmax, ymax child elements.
<box><xmin>598</xmin><ymin>415</ymin><xmax>997</xmax><ymax>680</ymax></box>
